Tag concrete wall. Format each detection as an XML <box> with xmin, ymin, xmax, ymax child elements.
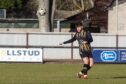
<box><xmin>108</xmin><ymin>2</ymin><xmax>126</xmax><ymax>35</ymax></box>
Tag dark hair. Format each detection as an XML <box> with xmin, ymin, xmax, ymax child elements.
<box><xmin>76</xmin><ymin>22</ymin><xmax>83</xmax><ymax>27</ymax></box>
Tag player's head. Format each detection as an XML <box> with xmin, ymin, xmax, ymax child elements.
<box><xmin>76</xmin><ymin>22</ymin><xmax>83</xmax><ymax>32</ymax></box>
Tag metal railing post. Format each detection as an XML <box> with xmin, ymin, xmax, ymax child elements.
<box><xmin>26</xmin><ymin>33</ymin><xmax>29</xmax><ymax>48</ymax></box>
<box><xmin>71</xmin><ymin>33</ymin><xmax>74</xmax><ymax>60</ymax></box>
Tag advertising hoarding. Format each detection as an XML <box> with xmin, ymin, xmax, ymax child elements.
<box><xmin>93</xmin><ymin>49</ymin><xmax>126</xmax><ymax>63</ymax></box>
<box><xmin>0</xmin><ymin>48</ymin><xmax>43</xmax><ymax>62</ymax></box>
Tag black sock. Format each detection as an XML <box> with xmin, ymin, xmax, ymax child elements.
<box><xmin>81</xmin><ymin>64</ymin><xmax>88</xmax><ymax>75</ymax></box>
<box><xmin>87</xmin><ymin>65</ymin><xmax>91</xmax><ymax>71</ymax></box>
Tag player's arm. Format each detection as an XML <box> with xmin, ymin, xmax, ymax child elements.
<box><xmin>60</xmin><ymin>34</ymin><xmax>76</xmax><ymax>45</ymax></box>
<box><xmin>87</xmin><ymin>31</ymin><xmax>93</xmax><ymax>43</ymax></box>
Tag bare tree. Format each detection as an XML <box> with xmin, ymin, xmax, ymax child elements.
<box><xmin>36</xmin><ymin>0</ymin><xmax>94</xmax><ymax>32</ymax></box>
<box><xmin>54</xmin><ymin>0</ymin><xmax>94</xmax><ymax>19</ymax></box>
<box><xmin>37</xmin><ymin>0</ymin><xmax>50</xmax><ymax>32</ymax></box>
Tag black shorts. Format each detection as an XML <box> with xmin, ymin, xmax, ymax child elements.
<box><xmin>79</xmin><ymin>50</ymin><xmax>93</xmax><ymax>58</ymax></box>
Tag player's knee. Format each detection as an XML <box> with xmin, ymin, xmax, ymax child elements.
<box><xmin>82</xmin><ymin>57</ymin><xmax>89</xmax><ymax>64</ymax></box>
<box><xmin>90</xmin><ymin>63</ymin><xmax>94</xmax><ymax>67</ymax></box>
<box><xmin>89</xmin><ymin>58</ymin><xmax>94</xmax><ymax>67</ymax></box>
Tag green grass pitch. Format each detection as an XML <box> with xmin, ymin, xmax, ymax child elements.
<box><xmin>0</xmin><ymin>63</ymin><xmax>126</xmax><ymax>84</ymax></box>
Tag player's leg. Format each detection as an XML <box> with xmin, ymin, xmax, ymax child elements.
<box><xmin>89</xmin><ymin>57</ymin><xmax>94</xmax><ymax>68</ymax></box>
<box><xmin>81</xmin><ymin>57</ymin><xmax>94</xmax><ymax>79</ymax></box>
<box><xmin>87</xmin><ymin>57</ymin><xmax>94</xmax><ymax>71</ymax></box>
<box><xmin>78</xmin><ymin>57</ymin><xmax>94</xmax><ymax>79</ymax></box>
<box><xmin>81</xmin><ymin>57</ymin><xmax>89</xmax><ymax>78</ymax></box>
<box><xmin>77</xmin><ymin>48</ymin><xmax>90</xmax><ymax>79</ymax></box>
<box><xmin>77</xmin><ymin>57</ymin><xmax>89</xmax><ymax>79</ymax></box>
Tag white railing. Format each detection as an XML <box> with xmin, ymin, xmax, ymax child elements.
<box><xmin>0</xmin><ymin>32</ymin><xmax>125</xmax><ymax>60</ymax></box>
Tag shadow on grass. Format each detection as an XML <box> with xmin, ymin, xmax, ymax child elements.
<box><xmin>112</xmin><ymin>76</ymin><xmax>126</xmax><ymax>79</ymax></box>
<box><xmin>92</xmin><ymin>76</ymin><xmax>126</xmax><ymax>79</ymax></box>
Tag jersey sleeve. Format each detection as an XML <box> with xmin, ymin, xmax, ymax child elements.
<box><xmin>63</xmin><ymin>34</ymin><xmax>76</xmax><ymax>44</ymax></box>
<box><xmin>87</xmin><ymin>31</ymin><xmax>93</xmax><ymax>43</ymax></box>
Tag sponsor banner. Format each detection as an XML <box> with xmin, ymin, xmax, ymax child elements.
<box><xmin>0</xmin><ymin>48</ymin><xmax>43</xmax><ymax>62</ymax></box>
<box><xmin>93</xmin><ymin>49</ymin><xmax>118</xmax><ymax>63</ymax></box>
<box><xmin>120</xmin><ymin>50</ymin><xmax>126</xmax><ymax>62</ymax></box>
